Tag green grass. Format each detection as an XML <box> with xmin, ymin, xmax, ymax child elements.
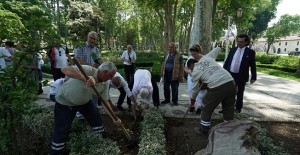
<box><xmin>257</xmin><ymin>67</ymin><xmax>300</xmax><ymax>82</ymax></box>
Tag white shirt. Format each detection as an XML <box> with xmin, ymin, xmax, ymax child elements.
<box><xmin>52</xmin><ymin>47</ymin><xmax>68</xmax><ymax>68</ymax></box>
<box><xmin>191</xmin><ymin>47</ymin><xmax>233</xmax><ymax>99</ymax></box>
<box><xmin>50</xmin><ymin>78</ymin><xmax>65</xmax><ymax>95</ymax></box>
<box><xmin>132</xmin><ymin>69</ymin><xmax>153</xmax><ymax>104</ymax></box>
<box><xmin>230</xmin><ymin>47</ymin><xmax>245</xmax><ymax>73</ymax></box>
<box><xmin>108</xmin><ymin>72</ymin><xmax>132</xmax><ymax>98</ymax></box>
<box><xmin>0</xmin><ymin>47</ymin><xmax>11</xmax><ymax>73</ymax></box>
<box><xmin>121</xmin><ymin>50</ymin><xmax>136</xmax><ymax>65</ymax></box>
<box><xmin>185</xmin><ymin>56</ymin><xmax>195</xmax><ymax>80</ymax></box>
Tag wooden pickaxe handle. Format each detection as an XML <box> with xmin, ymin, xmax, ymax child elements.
<box><xmin>72</xmin><ymin>58</ymin><xmax>132</xmax><ymax>141</ymax></box>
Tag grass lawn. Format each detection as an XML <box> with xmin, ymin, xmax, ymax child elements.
<box><xmin>257</xmin><ymin>67</ymin><xmax>300</xmax><ymax>82</ymax></box>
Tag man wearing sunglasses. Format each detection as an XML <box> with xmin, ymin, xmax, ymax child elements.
<box><xmin>47</xmin><ymin>42</ymin><xmax>73</xmax><ymax>81</ymax></box>
<box><xmin>74</xmin><ymin>31</ymin><xmax>101</xmax><ymax>121</ymax></box>
<box><xmin>75</xmin><ymin>31</ymin><xmax>100</xmax><ymax>68</ymax></box>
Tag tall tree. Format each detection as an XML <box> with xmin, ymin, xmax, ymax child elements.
<box><xmin>135</xmin><ymin>0</ymin><xmax>179</xmax><ymax>53</ymax></box>
<box><xmin>66</xmin><ymin>1</ymin><xmax>104</xmax><ymax>47</ymax></box>
<box><xmin>189</xmin><ymin>0</ymin><xmax>201</xmax><ymax>50</ymax></box>
<box><xmin>198</xmin><ymin>0</ymin><xmax>213</xmax><ymax>54</ymax></box>
<box><xmin>248</xmin><ymin>0</ymin><xmax>280</xmax><ymax>45</ymax></box>
<box><xmin>265</xmin><ymin>14</ymin><xmax>300</xmax><ymax>54</ymax></box>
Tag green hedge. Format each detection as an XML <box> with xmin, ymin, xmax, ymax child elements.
<box><xmin>42</xmin><ymin>64</ymin><xmax>52</xmax><ymax>74</ymax></box>
<box><xmin>256</xmin><ymin>63</ymin><xmax>297</xmax><ymax>73</ymax></box>
<box><xmin>138</xmin><ymin>107</ymin><xmax>166</xmax><ymax>155</ymax></box>
<box><xmin>24</xmin><ymin>104</ymin><xmax>120</xmax><ymax>154</ymax></box>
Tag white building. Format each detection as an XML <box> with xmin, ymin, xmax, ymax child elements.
<box><xmin>256</xmin><ymin>36</ymin><xmax>300</xmax><ymax>54</ymax></box>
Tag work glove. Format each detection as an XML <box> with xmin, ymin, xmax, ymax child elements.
<box><xmin>190</xmin><ymin>99</ymin><xmax>196</xmax><ymax>105</ymax></box>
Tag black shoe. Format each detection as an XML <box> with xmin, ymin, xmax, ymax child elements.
<box><xmin>161</xmin><ymin>100</ymin><xmax>170</xmax><ymax>104</ymax></box>
<box><xmin>196</xmin><ymin>108</ymin><xmax>202</xmax><ymax>114</ymax></box>
<box><xmin>190</xmin><ymin>107</ymin><xmax>195</xmax><ymax>112</ymax></box>
<box><xmin>117</xmin><ymin>106</ymin><xmax>126</xmax><ymax>111</ymax></box>
<box><xmin>218</xmin><ymin>110</ymin><xmax>223</xmax><ymax>113</ymax></box>
<box><xmin>193</xmin><ymin>126</ymin><xmax>209</xmax><ymax>137</ymax></box>
<box><xmin>127</xmin><ymin>106</ymin><xmax>132</xmax><ymax>112</ymax></box>
<box><xmin>173</xmin><ymin>101</ymin><xmax>178</xmax><ymax>106</ymax></box>
<box><xmin>101</xmin><ymin>132</ymin><xmax>107</xmax><ymax>139</ymax></box>
<box><xmin>235</xmin><ymin>109</ymin><xmax>241</xmax><ymax>113</ymax></box>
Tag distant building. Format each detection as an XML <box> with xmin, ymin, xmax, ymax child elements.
<box><xmin>256</xmin><ymin>36</ymin><xmax>300</xmax><ymax>54</ymax></box>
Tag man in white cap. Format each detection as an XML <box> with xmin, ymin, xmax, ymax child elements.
<box><xmin>128</xmin><ymin>69</ymin><xmax>159</xmax><ymax>119</ymax></box>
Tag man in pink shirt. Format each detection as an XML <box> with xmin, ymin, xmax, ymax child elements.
<box><xmin>127</xmin><ymin>69</ymin><xmax>160</xmax><ymax>119</ymax></box>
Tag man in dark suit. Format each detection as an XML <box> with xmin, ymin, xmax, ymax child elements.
<box><xmin>222</xmin><ymin>34</ymin><xmax>257</xmax><ymax>113</ymax></box>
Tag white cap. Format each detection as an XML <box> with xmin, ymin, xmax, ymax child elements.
<box><xmin>140</xmin><ymin>88</ymin><xmax>149</xmax><ymax>99</ymax></box>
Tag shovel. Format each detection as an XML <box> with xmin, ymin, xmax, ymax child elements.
<box><xmin>72</xmin><ymin>58</ymin><xmax>132</xmax><ymax>141</ymax></box>
<box><xmin>177</xmin><ymin>104</ymin><xmax>192</xmax><ymax>125</ymax></box>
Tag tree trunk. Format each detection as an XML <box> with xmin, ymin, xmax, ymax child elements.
<box><xmin>189</xmin><ymin>0</ymin><xmax>213</xmax><ymax>54</ymax></box>
<box><xmin>296</xmin><ymin>58</ymin><xmax>300</xmax><ymax>74</ymax></box>
<box><xmin>199</xmin><ymin>0</ymin><xmax>213</xmax><ymax>54</ymax></box>
<box><xmin>266</xmin><ymin>44</ymin><xmax>271</xmax><ymax>54</ymax></box>
<box><xmin>189</xmin><ymin>0</ymin><xmax>201</xmax><ymax>50</ymax></box>
<box><xmin>212</xmin><ymin>0</ymin><xmax>218</xmax><ymax>27</ymax></box>
<box><xmin>57</xmin><ymin>0</ymin><xmax>60</xmax><ymax>36</ymax></box>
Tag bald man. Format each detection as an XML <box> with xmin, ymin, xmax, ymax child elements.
<box><xmin>121</xmin><ymin>45</ymin><xmax>136</xmax><ymax>82</ymax></box>
<box><xmin>160</xmin><ymin>42</ymin><xmax>184</xmax><ymax>106</ymax></box>
<box><xmin>108</xmin><ymin>72</ymin><xmax>138</xmax><ymax>112</ymax></box>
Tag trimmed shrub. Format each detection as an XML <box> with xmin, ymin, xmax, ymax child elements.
<box><xmin>68</xmin><ymin>131</ymin><xmax>119</xmax><ymax>155</ymax></box>
<box><xmin>24</xmin><ymin>105</ymin><xmax>54</xmax><ymax>139</ymax></box>
<box><xmin>42</xmin><ymin>64</ymin><xmax>52</xmax><ymax>74</ymax></box>
<box><xmin>139</xmin><ymin>107</ymin><xmax>166</xmax><ymax>155</ymax></box>
<box><xmin>24</xmin><ymin>105</ymin><xmax>120</xmax><ymax>154</ymax></box>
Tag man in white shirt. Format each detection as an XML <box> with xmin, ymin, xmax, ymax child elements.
<box><xmin>49</xmin><ymin>78</ymin><xmax>66</xmax><ymax>102</ymax></box>
<box><xmin>121</xmin><ymin>45</ymin><xmax>136</xmax><ymax>82</ymax></box>
<box><xmin>47</xmin><ymin>43</ymin><xmax>73</xmax><ymax>80</ymax></box>
<box><xmin>108</xmin><ymin>72</ymin><xmax>138</xmax><ymax>112</ymax></box>
<box><xmin>191</xmin><ymin>47</ymin><xmax>236</xmax><ymax>136</ymax></box>
<box><xmin>127</xmin><ymin>69</ymin><xmax>160</xmax><ymax>119</ymax></box>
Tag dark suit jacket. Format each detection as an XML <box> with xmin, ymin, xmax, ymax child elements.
<box><xmin>223</xmin><ymin>47</ymin><xmax>257</xmax><ymax>83</ymax></box>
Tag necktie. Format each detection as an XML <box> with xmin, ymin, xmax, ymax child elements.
<box><xmin>233</xmin><ymin>48</ymin><xmax>242</xmax><ymax>72</ymax></box>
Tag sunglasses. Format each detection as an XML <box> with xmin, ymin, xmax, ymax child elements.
<box><xmin>59</xmin><ymin>51</ymin><xmax>61</xmax><ymax>56</ymax></box>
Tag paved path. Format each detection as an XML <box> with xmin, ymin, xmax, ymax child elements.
<box><xmin>37</xmin><ymin>65</ymin><xmax>300</xmax><ymax>122</ymax></box>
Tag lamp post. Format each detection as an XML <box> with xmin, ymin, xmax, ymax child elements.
<box><xmin>218</xmin><ymin>8</ymin><xmax>243</xmax><ymax>61</ymax></box>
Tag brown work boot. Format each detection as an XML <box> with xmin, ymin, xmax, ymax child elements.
<box><xmin>194</xmin><ymin>125</ymin><xmax>210</xmax><ymax>137</ymax></box>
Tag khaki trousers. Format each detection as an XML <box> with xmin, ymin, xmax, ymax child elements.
<box><xmin>201</xmin><ymin>81</ymin><xmax>236</xmax><ymax>123</ymax></box>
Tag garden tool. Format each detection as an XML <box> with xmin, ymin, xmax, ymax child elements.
<box><xmin>177</xmin><ymin>104</ymin><xmax>192</xmax><ymax>126</ymax></box>
<box><xmin>72</xmin><ymin>58</ymin><xmax>133</xmax><ymax>141</ymax></box>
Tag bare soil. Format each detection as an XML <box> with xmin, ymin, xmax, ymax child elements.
<box><xmin>23</xmin><ymin>114</ymin><xmax>300</xmax><ymax>155</ymax></box>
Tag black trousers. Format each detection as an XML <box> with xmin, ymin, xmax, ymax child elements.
<box><xmin>229</xmin><ymin>72</ymin><xmax>246</xmax><ymax>111</ymax></box>
<box><xmin>123</xmin><ymin>65</ymin><xmax>135</xmax><ymax>82</ymax></box>
<box><xmin>116</xmin><ymin>86</ymin><xmax>131</xmax><ymax>107</ymax></box>
<box><xmin>127</xmin><ymin>71</ymin><xmax>160</xmax><ymax>107</ymax></box>
<box><xmin>51</xmin><ymin>67</ymin><xmax>65</xmax><ymax>81</ymax></box>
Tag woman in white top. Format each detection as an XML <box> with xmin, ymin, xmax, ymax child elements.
<box><xmin>184</xmin><ymin>44</ymin><xmax>207</xmax><ymax>114</ymax></box>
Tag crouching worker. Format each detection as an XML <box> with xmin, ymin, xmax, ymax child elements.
<box><xmin>127</xmin><ymin>69</ymin><xmax>160</xmax><ymax>120</ymax></box>
<box><xmin>50</xmin><ymin>62</ymin><xmax>121</xmax><ymax>155</ymax></box>
<box><xmin>49</xmin><ymin>78</ymin><xmax>66</xmax><ymax>102</ymax></box>
<box><xmin>191</xmin><ymin>47</ymin><xmax>236</xmax><ymax>136</ymax></box>
<box><xmin>186</xmin><ymin>58</ymin><xmax>207</xmax><ymax>114</ymax></box>
<box><xmin>108</xmin><ymin>72</ymin><xmax>138</xmax><ymax>111</ymax></box>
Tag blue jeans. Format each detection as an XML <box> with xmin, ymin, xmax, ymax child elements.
<box><xmin>163</xmin><ymin>70</ymin><xmax>179</xmax><ymax>102</ymax></box>
<box><xmin>50</xmin><ymin>100</ymin><xmax>105</xmax><ymax>155</ymax></box>
<box><xmin>50</xmin><ymin>94</ymin><xmax>56</xmax><ymax>102</ymax></box>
